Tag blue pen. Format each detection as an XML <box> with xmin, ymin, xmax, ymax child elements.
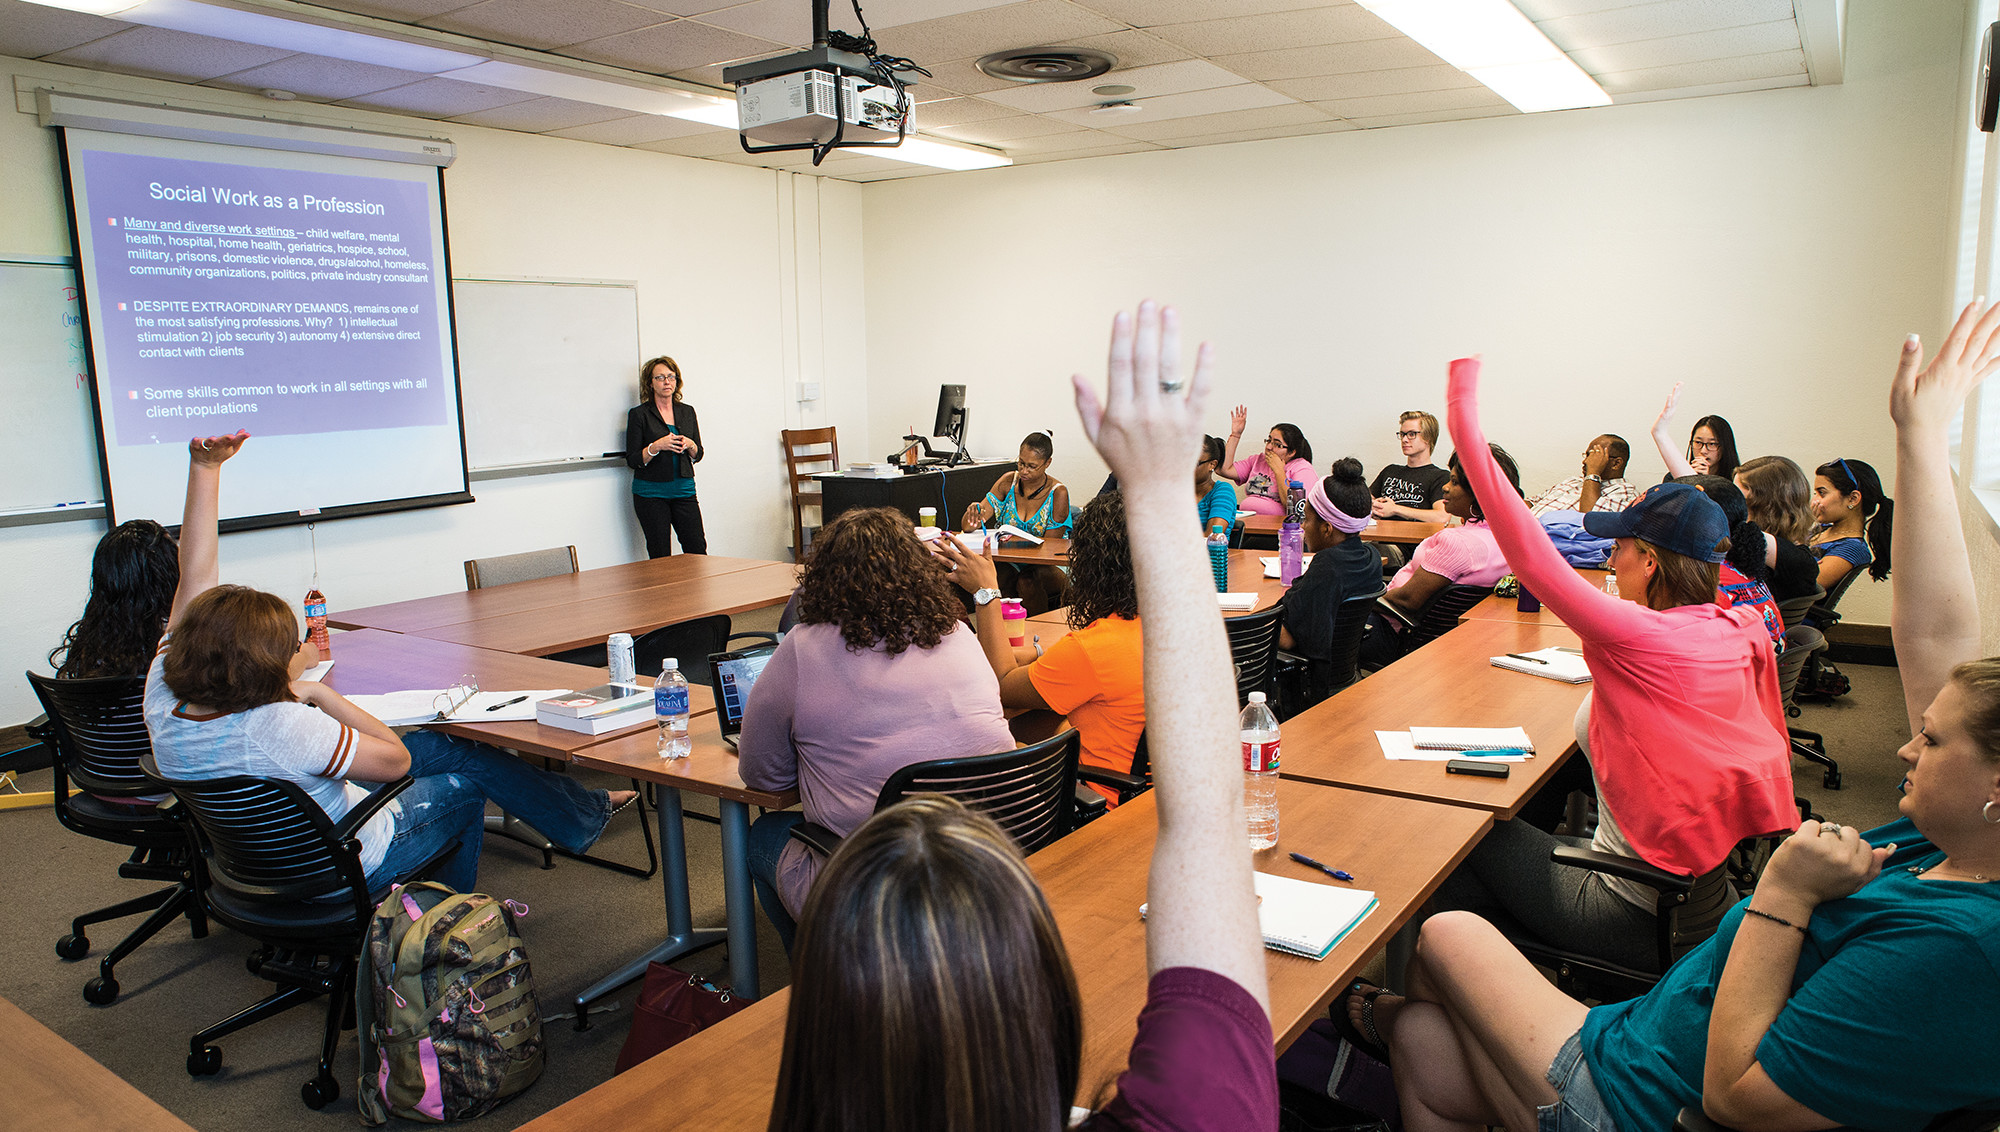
<box><xmin>1289</xmin><ymin>852</ymin><xmax>1354</xmax><ymax>883</ymax></box>
<box><xmin>1458</xmin><ymin>748</ymin><xmax>1532</xmax><ymax>758</ymax></box>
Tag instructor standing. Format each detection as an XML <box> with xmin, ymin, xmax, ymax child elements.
<box><xmin>626</xmin><ymin>355</ymin><xmax>706</xmax><ymax>556</ymax></box>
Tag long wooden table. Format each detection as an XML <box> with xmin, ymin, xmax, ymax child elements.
<box><xmin>1278</xmin><ymin>619</ymin><xmax>1591</xmax><ymax>820</ymax></box>
<box><xmin>329</xmin><ymin>554</ymin><xmax>784</xmax><ymax>634</ymax></box>
<box><xmin>512</xmin><ymin>780</ymin><xmax>1491</xmax><ymax>1132</ymax></box>
<box><xmin>2</xmin><ymin>995</ymin><xmax>198</xmax><ymax>1132</ymax></box>
<box><xmin>1459</xmin><ymin>569</ymin><xmax>1611</xmax><ymax>626</ymax></box>
<box><xmin>1242</xmin><ymin>514</ymin><xmax>1444</xmax><ymax>545</ymax></box>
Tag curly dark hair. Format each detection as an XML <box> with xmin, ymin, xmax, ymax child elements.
<box><xmin>51</xmin><ymin>519</ymin><xmax>180</xmax><ymax>678</ymax></box>
<box><xmin>797</xmin><ymin>507</ymin><xmax>967</xmax><ymax>655</ymax></box>
<box><xmin>1066</xmin><ymin>492</ymin><xmax>1138</xmax><ymax>630</ymax></box>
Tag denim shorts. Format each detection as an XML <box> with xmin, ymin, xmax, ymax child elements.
<box><xmin>1538</xmin><ymin>1030</ymin><xmax>1618</xmax><ymax>1132</ymax></box>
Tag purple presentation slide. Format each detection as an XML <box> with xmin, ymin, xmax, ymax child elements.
<box><xmin>78</xmin><ymin>148</ymin><xmax>450</xmax><ymax>445</ymax></box>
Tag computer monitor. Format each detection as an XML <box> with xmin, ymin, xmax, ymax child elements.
<box><xmin>932</xmin><ymin>384</ymin><xmax>967</xmax><ymax>444</ymax></box>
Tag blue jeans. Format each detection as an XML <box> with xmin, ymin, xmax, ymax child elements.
<box><xmin>364</xmin><ymin>731</ymin><xmax>614</xmax><ymax>893</ymax></box>
<box><xmin>1538</xmin><ymin>1030</ymin><xmax>1618</xmax><ymax>1132</ymax></box>
<box><xmin>747</xmin><ymin>810</ymin><xmax>804</xmax><ymax>952</ymax></box>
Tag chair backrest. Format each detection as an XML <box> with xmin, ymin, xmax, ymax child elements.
<box><xmin>1310</xmin><ymin>588</ymin><xmax>1387</xmax><ymax>701</ymax></box>
<box><xmin>1663</xmin><ymin>863</ymin><xmax>1735</xmax><ymax>966</ymax></box>
<box><xmin>1407</xmin><ymin>584</ymin><xmax>1495</xmax><ymax>650</ymax></box>
<box><xmin>1775</xmin><ymin>586</ymin><xmax>1823</xmax><ymax>631</ymax></box>
<box><xmin>25</xmin><ymin>671</ymin><xmax>155</xmax><ymax>798</ymax></box>
<box><xmin>1775</xmin><ymin>624</ymin><xmax>1826</xmax><ymax>709</ymax></box>
<box><xmin>633</xmin><ymin>614</ymin><xmax>732</xmax><ymax>686</ymax></box>
<box><xmin>782</xmin><ymin>427</ymin><xmax>840</xmax><ymax>563</ymax></box>
<box><xmin>876</xmin><ymin>729</ymin><xmax>1082</xmax><ymax>855</ymax></box>
<box><xmin>1223</xmin><ymin>604</ymin><xmax>1286</xmax><ymax>704</ymax></box>
<box><xmin>141</xmin><ymin>754</ymin><xmax>374</xmax><ymax>923</ymax></box>
<box><xmin>1809</xmin><ymin>567</ymin><xmax>1862</xmax><ymax>625</ymax></box>
<box><xmin>465</xmin><ymin>545</ymin><xmax>579</xmax><ymax>590</ymax></box>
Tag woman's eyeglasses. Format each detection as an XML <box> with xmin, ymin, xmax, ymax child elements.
<box><xmin>1690</xmin><ymin>438</ymin><xmax>1721</xmax><ymax>453</ymax></box>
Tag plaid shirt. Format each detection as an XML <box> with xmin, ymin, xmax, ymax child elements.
<box><xmin>1530</xmin><ymin>475</ymin><xmax>1637</xmax><ymax>516</ymax></box>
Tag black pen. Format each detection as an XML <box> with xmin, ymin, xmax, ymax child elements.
<box><xmin>485</xmin><ymin>695</ymin><xmax>529</xmax><ymax>711</ymax></box>
<box><xmin>1504</xmin><ymin>652</ymin><xmax>1548</xmax><ymax>665</ymax></box>
<box><xmin>1289</xmin><ymin>852</ymin><xmax>1354</xmax><ymax>882</ymax></box>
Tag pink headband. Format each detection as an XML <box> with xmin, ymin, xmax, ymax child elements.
<box><xmin>1306</xmin><ymin>477</ymin><xmax>1370</xmax><ymax>534</ymax></box>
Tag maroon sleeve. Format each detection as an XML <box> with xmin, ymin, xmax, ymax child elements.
<box><xmin>1083</xmin><ymin>968</ymin><xmax>1278</xmax><ymax>1132</ymax></box>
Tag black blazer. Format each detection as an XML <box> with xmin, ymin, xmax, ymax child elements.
<box><xmin>626</xmin><ymin>400</ymin><xmax>703</xmax><ymax>484</ymax></box>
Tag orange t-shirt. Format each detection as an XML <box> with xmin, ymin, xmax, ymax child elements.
<box><xmin>1028</xmin><ymin>615</ymin><xmax>1144</xmax><ymax>804</ymax></box>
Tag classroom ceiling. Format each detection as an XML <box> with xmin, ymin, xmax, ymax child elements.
<box><xmin>0</xmin><ymin>0</ymin><xmax>1836</xmax><ymax>181</ymax></box>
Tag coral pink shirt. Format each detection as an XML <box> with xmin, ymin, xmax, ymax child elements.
<box><xmin>1390</xmin><ymin>520</ymin><xmax>1509</xmax><ymax>590</ymax></box>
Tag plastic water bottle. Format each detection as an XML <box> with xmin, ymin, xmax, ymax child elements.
<box><xmin>1206</xmin><ymin>519</ymin><xmax>1230</xmax><ymax>592</ymax></box>
<box><xmin>302</xmin><ymin>588</ymin><xmax>331</xmax><ymax>659</ymax></box>
<box><xmin>1278</xmin><ymin>480</ymin><xmax>1306</xmax><ymax>587</ymax></box>
<box><xmin>654</xmin><ymin>658</ymin><xmax>690</xmax><ymax>759</ymax></box>
<box><xmin>1241</xmin><ymin>692</ymin><xmax>1280</xmax><ymax>850</ymax></box>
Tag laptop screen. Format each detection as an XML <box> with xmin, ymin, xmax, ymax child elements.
<box><xmin>711</xmin><ymin>647</ymin><xmax>776</xmax><ymax>736</ymax></box>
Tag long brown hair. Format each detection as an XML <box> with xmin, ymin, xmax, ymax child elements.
<box><xmin>52</xmin><ymin>519</ymin><xmax>179</xmax><ymax>678</ymax></box>
<box><xmin>1952</xmin><ymin>658</ymin><xmax>2000</xmax><ymax>762</ymax></box>
<box><xmin>1736</xmin><ymin>456</ymin><xmax>1813</xmax><ymax>545</ymax></box>
<box><xmin>162</xmin><ymin>586</ymin><xmax>300</xmax><ymax>713</ymax></box>
<box><xmin>1067</xmin><ymin>491</ymin><xmax>1138</xmax><ymax>630</ymax></box>
<box><xmin>797</xmin><ymin>507</ymin><xmax>965</xmax><ymax>655</ymax></box>
<box><xmin>1636</xmin><ymin>539</ymin><xmax>1722</xmax><ymax>612</ymax></box>
<box><xmin>637</xmin><ymin>355</ymin><xmax>683</xmax><ymax>403</ymax></box>
<box><xmin>770</xmin><ymin>795</ymin><xmax>1082</xmax><ymax>1132</ymax></box>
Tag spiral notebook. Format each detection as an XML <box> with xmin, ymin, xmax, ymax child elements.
<box><xmin>1408</xmin><ymin>726</ymin><xmax>1535</xmax><ymax>752</ymax></box>
<box><xmin>1141</xmin><ymin>873</ymin><xmax>1379</xmax><ymax>961</ymax></box>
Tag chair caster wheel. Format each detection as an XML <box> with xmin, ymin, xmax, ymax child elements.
<box><xmin>56</xmin><ymin>934</ymin><xmax>89</xmax><ymax>960</ymax></box>
<box><xmin>246</xmin><ymin>947</ymin><xmax>271</xmax><ymax>976</ymax></box>
<box><xmin>188</xmin><ymin>1046</ymin><xmax>222</xmax><ymax>1076</ymax></box>
<box><xmin>83</xmin><ymin>976</ymin><xmax>119</xmax><ymax>1005</ymax></box>
<box><xmin>1824</xmin><ymin>770</ymin><xmax>1842</xmax><ymax>790</ymax></box>
<box><xmin>302</xmin><ymin>1074</ymin><xmax>339</xmax><ymax>1108</ymax></box>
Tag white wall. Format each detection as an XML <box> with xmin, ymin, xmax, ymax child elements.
<box><xmin>860</xmin><ymin>0</ymin><xmax>1962</xmax><ymax>632</ymax></box>
<box><xmin>0</xmin><ymin>57</ymin><xmax>865</xmax><ymax>724</ymax></box>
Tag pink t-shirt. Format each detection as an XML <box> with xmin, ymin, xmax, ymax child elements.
<box><xmin>1229</xmin><ymin>455</ymin><xmax>1316</xmax><ymax>515</ymax></box>
<box><xmin>1391</xmin><ymin>520</ymin><xmax>1510</xmax><ymax>590</ymax></box>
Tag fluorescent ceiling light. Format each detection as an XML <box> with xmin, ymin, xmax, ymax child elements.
<box><xmin>19</xmin><ymin>0</ymin><xmax>143</xmax><ymax>13</ymax></box>
<box><xmin>22</xmin><ymin>0</ymin><xmax>481</xmax><ymax>71</ymax></box>
<box><xmin>1353</xmin><ymin>0</ymin><xmax>1610</xmax><ymax>113</ymax></box>
<box><xmin>439</xmin><ymin>60</ymin><xmax>737</xmax><ymax>123</ymax></box>
<box><xmin>875</xmin><ymin>134</ymin><xmax>1010</xmax><ymax>171</ymax></box>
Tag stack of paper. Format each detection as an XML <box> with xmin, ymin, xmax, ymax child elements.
<box><xmin>1218</xmin><ymin>593</ymin><xmax>1258</xmax><ymax>611</ymax></box>
<box><xmin>1490</xmin><ymin>647</ymin><xmax>1592</xmax><ymax>684</ymax></box>
<box><xmin>344</xmin><ymin>689</ymin><xmax>567</xmax><ymax>727</ymax></box>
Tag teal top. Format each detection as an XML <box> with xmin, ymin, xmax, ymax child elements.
<box><xmin>985</xmin><ymin>479</ymin><xmax>1071</xmax><ymax>536</ymax></box>
<box><xmin>1199</xmin><ymin>480</ymin><xmax>1238</xmax><ymax>533</ymax></box>
<box><xmin>633</xmin><ymin>425</ymin><xmax>696</xmax><ymax>499</ymax></box>
<box><xmin>1580</xmin><ymin>817</ymin><xmax>2000</xmax><ymax>1132</ymax></box>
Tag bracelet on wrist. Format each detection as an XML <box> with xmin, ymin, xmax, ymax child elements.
<box><xmin>1743</xmin><ymin>906</ymin><xmax>1807</xmax><ymax>933</ymax></box>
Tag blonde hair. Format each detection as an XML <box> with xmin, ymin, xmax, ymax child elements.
<box><xmin>1400</xmin><ymin>410</ymin><xmax>1439</xmax><ymax>450</ymax></box>
<box><xmin>1736</xmin><ymin>456</ymin><xmax>1813</xmax><ymax>545</ymax></box>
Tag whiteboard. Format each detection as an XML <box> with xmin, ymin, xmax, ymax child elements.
<box><xmin>0</xmin><ymin>259</ymin><xmax>101</xmax><ymax>514</ymax></box>
<box><xmin>452</xmin><ymin>278</ymin><xmax>640</xmax><ymax>471</ymax></box>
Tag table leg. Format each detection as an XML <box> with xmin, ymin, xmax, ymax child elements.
<box><xmin>1385</xmin><ymin>918</ymin><xmax>1416</xmax><ymax>994</ymax></box>
<box><xmin>570</xmin><ymin>787</ymin><xmax>725</xmax><ymax>1029</ymax></box>
<box><xmin>719</xmin><ymin>798</ymin><xmax>759</xmax><ymax>1000</ymax></box>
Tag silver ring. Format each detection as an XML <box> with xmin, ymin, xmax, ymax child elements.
<box><xmin>1159</xmin><ymin>377</ymin><xmax>1185</xmax><ymax>393</ymax></box>
<box><xmin>1819</xmin><ymin>821</ymin><xmax>1842</xmax><ymax>836</ymax></box>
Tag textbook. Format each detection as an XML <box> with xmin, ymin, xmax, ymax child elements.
<box><xmin>1489</xmin><ymin>647</ymin><xmax>1592</xmax><ymax>684</ymax></box>
<box><xmin>535</xmin><ymin>702</ymin><xmax>654</xmax><ymax>735</ymax></box>
<box><xmin>537</xmin><ymin>684</ymin><xmax>650</xmax><ymax>719</ymax></box>
<box><xmin>1143</xmin><ymin>873</ymin><xmax>1379</xmax><ymax>961</ymax></box>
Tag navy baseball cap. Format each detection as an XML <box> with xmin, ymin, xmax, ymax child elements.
<box><xmin>1583</xmin><ymin>482</ymin><xmax>1729</xmax><ymax>563</ymax></box>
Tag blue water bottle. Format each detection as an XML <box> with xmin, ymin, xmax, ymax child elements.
<box><xmin>1206</xmin><ymin>519</ymin><xmax>1230</xmax><ymax>592</ymax></box>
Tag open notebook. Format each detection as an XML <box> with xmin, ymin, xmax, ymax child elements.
<box><xmin>1141</xmin><ymin>872</ymin><xmax>1378</xmax><ymax>961</ymax></box>
<box><xmin>1489</xmin><ymin>646</ymin><xmax>1592</xmax><ymax>684</ymax></box>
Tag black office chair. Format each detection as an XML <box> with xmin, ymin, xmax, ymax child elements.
<box><xmin>1074</xmin><ymin>730</ymin><xmax>1151</xmax><ymax>823</ymax></box>
<box><xmin>1806</xmin><ymin>568</ymin><xmax>1862</xmax><ymax>628</ymax></box>
<box><xmin>26</xmin><ymin>671</ymin><xmax>207</xmax><ymax>1006</ymax></box>
<box><xmin>790</xmin><ymin>729</ymin><xmax>1083</xmax><ymax>859</ymax></box>
<box><xmin>1774</xmin><ymin>585</ymin><xmax>1824</xmax><ymax>631</ymax></box>
<box><xmin>1362</xmin><ymin>584</ymin><xmax>1493</xmax><ymax>670</ymax></box>
<box><xmin>1224</xmin><ymin>604</ymin><xmax>1286</xmax><ymax>705</ymax></box>
<box><xmin>1507</xmin><ymin>830</ymin><xmax>1788</xmax><ymax>1004</ymax></box>
<box><xmin>1275</xmin><ymin>588</ymin><xmax>1385</xmax><ymax>718</ymax></box>
<box><xmin>1677</xmin><ymin>1104</ymin><xmax>1998</xmax><ymax>1132</ymax></box>
<box><xmin>142</xmin><ymin>753</ymin><xmax>453</xmax><ymax>1109</ymax></box>
<box><xmin>632</xmin><ymin>616</ymin><xmax>784</xmax><ymax>686</ymax></box>
<box><xmin>1775</xmin><ymin>624</ymin><xmax>1839</xmax><ymax>788</ymax></box>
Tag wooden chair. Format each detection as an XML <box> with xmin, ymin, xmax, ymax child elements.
<box><xmin>464</xmin><ymin>545</ymin><xmax>578</xmax><ymax>590</ymax></box>
<box><xmin>781</xmin><ymin>427</ymin><xmax>839</xmax><ymax>563</ymax></box>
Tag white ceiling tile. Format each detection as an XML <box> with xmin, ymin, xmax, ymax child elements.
<box><xmin>1595</xmin><ymin>47</ymin><xmax>1805</xmax><ymax>94</ymax></box>
<box><xmin>1536</xmin><ymin>0</ymin><xmax>1795</xmax><ymax>50</ymax></box>
<box><xmin>635</xmin><ymin>129</ymin><xmax>756</xmax><ymax>155</ymax></box>
<box><xmin>873</xmin><ymin>0</ymin><xmax>1122</xmax><ymax>65</ymax></box>
<box><xmin>335</xmin><ymin>76</ymin><xmax>542</xmax><ymax>115</ymax></box>
<box><xmin>1146</xmin><ymin>5</ymin><xmax>1398</xmax><ymax>57</ymax></box>
<box><xmin>1098</xmin><ymin>100</ymin><xmax>1328</xmax><ymax>140</ymax></box>
<box><xmin>1155</xmin><ymin>118</ymin><xmax>1360</xmax><ymax>147</ymax></box>
<box><xmin>915</xmin><ymin>55</ymin><xmax>1028</xmax><ymax>94</ymax></box>
<box><xmin>931</xmin><ymin>114</ymin><xmax>1087</xmax><ymax>143</ymax></box>
<box><xmin>202</xmin><ymin>54</ymin><xmax>432</xmax><ymax>101</ymax></box>
<box><xmin>0</xmin><ymin>1</ymin><xmax>126</xmax><ymax>60</ymax></box>
<box><xmin>1264</xmin><ymin>64</ymin><xmax>1480</xmax><ymax>102</ymax></box>
<box><xmin>1213</xmin><ymin>36</ymin><xmax>1442</xmax><ymax>82</ymax></box>
<box><xmin>45</xmin><ymin>26</ymin><xmax>295</xmax><ymax>83</ymax></box>
<box><xmin>853</xmin><ymin>0</ymin><xmax>1022</xmax><ymax>28</ymax></box>
<box><xmin>423</xmin><ymin>0</ymin><xmax>672</xmax><ymax>50</ymax></box>
<box><xmin>1045</xmin><ymin>82</ymin><xmax>1292</xmax><ymax>127</ymax></box>
<box><xmin>562</xmin><ymin>19</ymin><xmax>785</xmax><ymax>72</ymax></box>
<box><xmin>1346</xmin><ymin>105</ymin><xmax>1518</xmax><ymax>129</ymax></box>
<box><xmin>910</xmin><ymin>95</ymin><xmax>1022</xmax><ymax>127</ymax></box>
<box><xmin>982</xmin><ymin>59</ymin><xmax>1250</xmax><ymax>112</ymax></box>
<box><xmin>1075</xmin><ymin>0</ymin><xmax>1336</xmax><ymax>27</ymax></box>
<box><xmin>1569</xmin><ymin>20</ymin><xmax>1799</xmax><ymax>75</ymax></box>
<box><xmin>1008</xmin><ymin>139</ymin><xmax>1162</xmax><ymax>162</ymax></box>
<box><xmin>1609</xmin><ymin>70</ymin><xmax>1809</xmax><ymax>103</ymax></box>
<box><xmin>295</xmin><ymin>0</ymin><xmax>488</xmax><ymax>21</ymax></box>
<box><xmin>998</xmin><ymin>125</ymin><xmax>1138</xmax><ymax>152</ymax></box>
<box><xmin>545</xmin><ymin>113</ymin><xmax>721</xmax><ymax>143</ymax></box>
<box><xmin>617</xmin><ymin>0</ymin><xmax>761</xmax><ymax>14</ymax></box>
<box><xmin>448</xmin><ymin>94</ymin><xmax>636</xmax><ymax>129</ymax></box>
<box><xmin>1516</xmin><ymin>0</ymin><xmax>1658</xmax><ymax>18</ymax></box>
<box><xmin>1061</xmin><ymin>28</ymin><xmax>1195</xmax><ymax>69</ymax></box>
<box><xmin>1311</xmin><ymin>85</ymin><xmax>1510</xmax><ymax>120</ymax></box>
<box><xmin>692</xmin><ymin>0</ymin><xmax>813</xmax><ymax>46</ymax></box>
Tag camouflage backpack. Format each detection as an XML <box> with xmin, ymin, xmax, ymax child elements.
<box><xmin>356</xmin><ymin>882</ymin><xmax>544</xmax><ymax>1124</ymax></box>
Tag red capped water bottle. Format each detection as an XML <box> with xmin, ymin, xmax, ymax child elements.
<box><xmin>303</xmin><ymin>588</ymin><xmax>331</xmax><ymax>659</ymax></box>
<box><xmin>1241</xmin><ymin>692</ymin><xmax>1280</xmax><ymax>850</ymax></box>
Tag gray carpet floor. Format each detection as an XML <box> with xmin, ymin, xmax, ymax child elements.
<box><xmin>0</xmin><ymin>653</ymin><xmax>1913</xmax><ymax>1132</ymax></box>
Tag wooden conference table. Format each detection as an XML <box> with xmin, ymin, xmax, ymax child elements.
<box><xmin>1458</xmin><ymin>569</ymin><xmax>1611</xmax><ymax>627</ymax></box>
<box><xmin>2</xmin><ymin>994</ymin><xmax>198</xmax><ymax>1132</ymax></box>
<box><xmin>1241</xmin><ymin>514</ymin><xmax>1445</xmax><ymax>545</ymax></box>
<box><xmin>514</xmin><ymin>780</ymin><xmax>1492</xmax><ymax>1132</ymax></box>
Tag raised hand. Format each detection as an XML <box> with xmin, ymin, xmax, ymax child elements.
<box><xmin>1228</xmin><ymin>403</ymin><xmax>1247</xmax><ymax>439</ymax></box>
<box><xmin>1072</xmin><ymin>301</ymin><xmax>1213</xmax><ymax>496</ymax></box>
<box><xmin>189</xmin><ymin>430</ymin><xmax>249</xmax><ymax>465</ymax></box>
<box><xmin>1653</xmin><ymin>383</ymin><xmax>1682</xmax><ymax>440</ymax></box>
<box><xmin>1892</xmin><ymin>299</ymin><xmax>2000</xmax><ymax>435</ymax></box>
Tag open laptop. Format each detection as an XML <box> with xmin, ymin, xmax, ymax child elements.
<box><xmin>708</xmin><ymin>643</ymin><xmax>778</xmax><ymax>750</ymax></box>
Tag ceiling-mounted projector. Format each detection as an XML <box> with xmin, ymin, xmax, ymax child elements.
<box><xmin>722</xmin><ymin>0</ymin><xmax>927</xmax><ymax>165</ymax></box>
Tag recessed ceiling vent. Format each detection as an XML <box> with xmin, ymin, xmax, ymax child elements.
<box><xmin>976</xmin><ymin>47</ymin><xmax>1117</xmax><ymax>84</ymax></box>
